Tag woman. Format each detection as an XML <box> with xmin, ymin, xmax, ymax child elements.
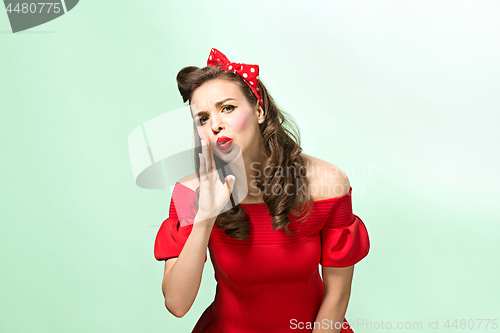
<box><xmin>154</xmin><ymin>48</ymin><xmax>370</xmax><ymax>333</ymax></box>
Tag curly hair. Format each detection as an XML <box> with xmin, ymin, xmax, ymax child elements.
<box><xmin>176</xmin><ymin>65</ymin><xmax>313</xmax><ymax>240</ymax></box>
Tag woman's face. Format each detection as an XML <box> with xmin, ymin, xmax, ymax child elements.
<box><xmin>190</xmin><ymin>79</ymin><xmax>265</xmax><ymax>162</ymax></box>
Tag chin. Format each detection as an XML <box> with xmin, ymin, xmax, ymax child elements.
<box><xmin>215</xmin><ymin>143</ymin><xmax>242</xmax><ymax>164</ymax></box>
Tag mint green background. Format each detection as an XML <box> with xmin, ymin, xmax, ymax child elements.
<box><xmin>1</xmin><ymin>1</ymin><xmax>499</xmax><ymax>332</ymax></box>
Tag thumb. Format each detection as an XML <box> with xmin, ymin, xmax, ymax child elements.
<box><xmin>225</xmin><ymin>175</ymin><xmax>236</xmax><ymax>194</ymax></box>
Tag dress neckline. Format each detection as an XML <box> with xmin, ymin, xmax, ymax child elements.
<box><xmin>175</xmin><ymin>181</ymin><xmax>352</xmax><ymax>206</ymax></box>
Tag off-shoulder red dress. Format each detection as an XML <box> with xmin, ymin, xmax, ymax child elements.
<box><xmin>154</xmin><ymin>182</ymin><xmax>370</xmax><ymax>333</ymax></box>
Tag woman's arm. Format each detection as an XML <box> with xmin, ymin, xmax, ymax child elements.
<box><xmin>312</xmin><ymin>265</ymin><xmax>354</xmax><ymax>333</ymax></box>
<box><xmin>162</xmin><ymin>134</ymin><xmax>235</xmax><ymax>317</ymax></box>
<box><xmin>161</xmin><ymin>215</ymin><xmax>215</xmax><ymax>318</ymax></box>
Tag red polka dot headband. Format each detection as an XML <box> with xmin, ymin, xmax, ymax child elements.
<box><xmin>207</xmin><ymin>48</ymin><xmax>263</xmax><ymax>109</ymax></box>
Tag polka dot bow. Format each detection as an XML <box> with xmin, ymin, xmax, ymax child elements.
<box><xmin>207</xmin><ymin>48</ymin><xmax>263</xmax><ymax>109</ymax></box>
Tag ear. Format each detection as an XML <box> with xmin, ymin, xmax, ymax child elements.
<box><xmin>256</xmin><ymin>104</ymin><xmax>265</xmax><ymax>124</ymax></box>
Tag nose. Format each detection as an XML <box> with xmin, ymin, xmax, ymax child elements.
<box><xmin>210</xmin><ymin>114</ymin><xmax>224</xmax><ymax>134</ymax></box>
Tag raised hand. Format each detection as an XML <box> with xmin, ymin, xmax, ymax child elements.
<box><xmin>196</xmin><ymin>133</ymin><xmax>236</xmax><ymax>223</ymax></box>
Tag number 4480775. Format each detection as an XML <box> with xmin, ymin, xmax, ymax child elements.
<box><xmin>444</xmin><ymin>319</ymin><xmax>498</xmax><ymax>329</ymax></box>
<box><xmin>5</xmin><ymin>3</ymin><xmax>61</xmax><ymax>14</ymax></box>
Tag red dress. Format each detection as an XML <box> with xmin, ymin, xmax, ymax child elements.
<box><xmin>155</xmin><ymin>182</ymin><xmax>370</xmax><ymax>333</ymax></box>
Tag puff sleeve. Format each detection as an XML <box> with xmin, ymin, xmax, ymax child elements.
<box><xmin>320</xmin><ymin>187</ymin><xmax>370</xmax><ymax>267</ymax></box>
<box><xmin>154</xmin><ymin>182</ymin><xmax>208</xmax><ymax>262</ymax></box>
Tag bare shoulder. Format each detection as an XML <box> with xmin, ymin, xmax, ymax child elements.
<box><xmin>300</xmin><ymin>153</ymin><xmax>350</xmax><ymax>200</ymax></box>
<box><xmin>177</xmin><ymin>173</ymin><xmax>199</xmax><ymax>192</ymax></box>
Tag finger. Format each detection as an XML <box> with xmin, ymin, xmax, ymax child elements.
<box><xmin>225</xmin><ymin>175</ymin><xmax>235</xmax><ymax>195</ymax></box>
<box><xmin>198</xmin><ymin>153</ymin><xmax>206</xmax><ymax>178</ymax></box>
<box><xmin>199</xmin><ymin>153</ymin><xmax>207</xmax><ymax>182</ymax></box>
<box><xmin>203</xmin><ymin>134</ymin><xmax>212</xmax><ymax>173</ymax></box>
<box><xmin>200</xmin><ymin>139</ymin><xmax>209</xmax><ymax>178</ymax></box>
<box><xmin>207</xmin><ymin>138</ymin><xmax>217</xmax><ymax>174</ymax></box>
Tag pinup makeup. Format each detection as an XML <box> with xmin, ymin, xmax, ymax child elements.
<box><xmin>216</xmin><ymin>136</ymin><xmax>233</xmax><ymax>150</ymax></box>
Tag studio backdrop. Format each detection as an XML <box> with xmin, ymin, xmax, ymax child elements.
<box><xmin>1</xmin><ymin>1</ymin><xmax>499</xmax><ymax>332</ymax></box>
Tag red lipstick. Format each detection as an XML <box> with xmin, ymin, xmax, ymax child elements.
<box><xmin>216</xmin><ymin>136</ymin><xmax>233</xmax><ymax>150</ymax></box>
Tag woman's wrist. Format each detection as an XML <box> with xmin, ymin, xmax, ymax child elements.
<box><xmin>193</xmin><ymin>212</ymin><xmax>217</xmax><ymax>228</ymax></box>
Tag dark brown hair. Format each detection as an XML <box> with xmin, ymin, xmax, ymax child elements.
<box><xmin>176</xmin><ymin>65</ymin><xmax>312</xmax><ymax>240</ymax></box>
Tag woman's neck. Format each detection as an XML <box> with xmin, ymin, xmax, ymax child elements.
<box><xmin>242</xmin><ymin>148</ymin><xmax>267</xmax><ymax>198</ymax></box>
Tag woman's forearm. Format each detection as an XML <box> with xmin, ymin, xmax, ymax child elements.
<box><xmin>312</xmin><ymin>294</ymin><xmax>350</xmax><ymax>333</ymax></box>
<box><xmin>162</xmin><ymin>215</ymin><xmax>215</xmax><ymax>317</ymax></box>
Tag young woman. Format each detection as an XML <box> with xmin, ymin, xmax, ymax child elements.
<box><xmin>154</xmin><ymin>48</ymin><xmax>370</xmax><ymax>333</ymax></box>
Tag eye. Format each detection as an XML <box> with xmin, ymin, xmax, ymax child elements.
<box><xmin>222</xmin><ymin>104</ymin><xmax>236</xmax><ymax>112</ymax></box>
<box><xmin>197</xmin><ymin>105</ymin><xmax>237</xmax><ymax>126</ymax></box>
<box><xmin>198</xmin><ymin>116</ymin><xmax>209</xmax><ymax>125</ymax></box>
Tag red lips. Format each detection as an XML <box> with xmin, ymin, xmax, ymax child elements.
<box><xmin>216</xmin><ymin>136</ymin><xmax>233</xmax><ymax>150</ymax></box>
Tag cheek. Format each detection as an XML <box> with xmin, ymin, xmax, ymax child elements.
<box><xmin>230</xmin><ymin>115</ymin><xmax>251</xmax><ymax>132</ymax></box>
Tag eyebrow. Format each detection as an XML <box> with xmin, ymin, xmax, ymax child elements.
<box><xmin>193</xmin><ymin>98</ymin><xmax>236</xmax><ymax>118</ymax></box>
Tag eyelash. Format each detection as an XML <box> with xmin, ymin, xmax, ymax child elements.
<box><xmin>198</xmin><ymin>105</ymin><xmax>236</xmax><ymax>125</ymax></box>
